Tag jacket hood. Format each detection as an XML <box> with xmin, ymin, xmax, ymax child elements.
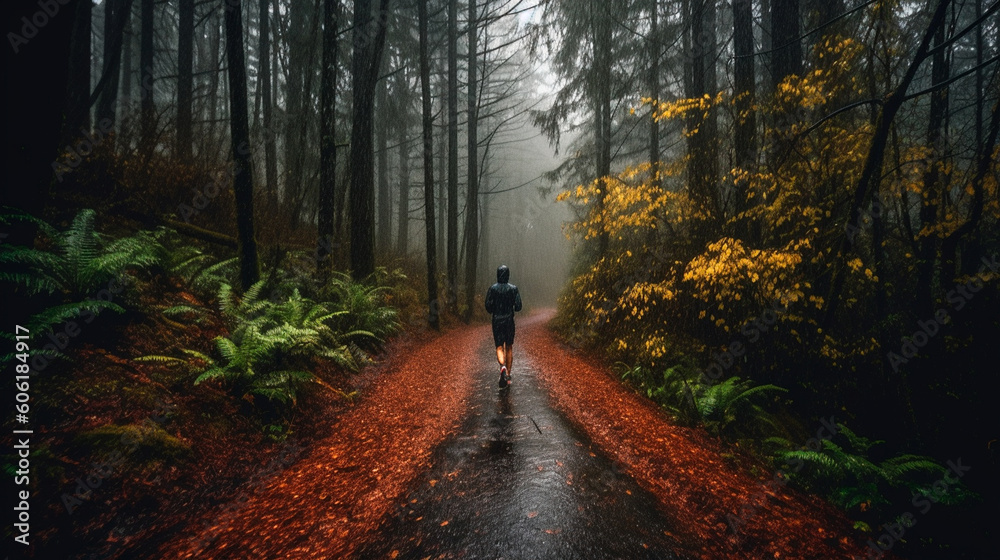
<box><xmin>497</xmin><ymin>265</ymin><xmax>510</xmax><ymax>284</ymax></box>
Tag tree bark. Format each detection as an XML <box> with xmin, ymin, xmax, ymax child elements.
<box><xmin>915</xmin><ymin>14</ymin><xmax>950</xmax><ymax>317</ymax></box>
<box><xmin>140</xmin><ymin>0</ymin><xmax>154</xmax><ymax>153</ymax></box>
<box><xmin>438</xmin><ymin>73</ymin><xmax>447</xmax><ymax>264</ymax></box>
<box><xmin>224</xmin><ymin>0</ymin><xmax>261</xmax><ymax>291</ymax></box>
<box><xmin>349</xmin><ymin>0</ymin><xmax>390</xmax><ymax>280</ymax></box>
<box><xmin>733</xmin><ymin>0</ymin><xmax>755</xmax><ymax>218</ymax></box>
<box><xmin>285</xmin><ymin>0</ymin><xmax>308</xmax><ymax>214</ymax></box>
<box><xmin>65</xmin><ymin>0</ymin><xmax>92</xmax><ymax>141</ymax></box>
<box><xmin>463</xmin><ymin>0</ymin><xmax>479</xmax><ymax>322</ymax></box>
<box><xmin>96</xmin><ymin>0</ymin><xmax>124</xmax><ymax>141</ymax></box>
<box><xmin>377</xmin><ymin>75</ymin><xmax>392</xmax><ymax>253</ymax></box>
<box><xmin>290</xmin><ymin>0</ymin><xmax>323</xmax><ymax>228</ymax></box>
<box><xmin>687</xmin><ymin>0</ymin><xmax>719</xmax><ymax>219</ymax></box>
<box><xmin>121</xmin><ymin>4</ymin><xmax>134</xmax><ymax>147</ymax></box>
<box><xmin>591</xmin><ymin>0</ymin><xmax>612</xmax><ymax>256</ymax></box>
<box><xmin>396</xmin><ymin>87</ymin><xmax>411</xmax><ymax>255</ymax></box>
<box><xmin>177</xmin><ymin>0</ymin><xmax>194</xmax><ymax>159</ymax></box>
<box><xmin>648</xmin><ymin>0</ymin><xmax>660</xmax><ymax>184</ymax></box>
<box><xmin>446</xmin><ymin>0</ymin><xmax>459</xmax><ymax>311</ymax></box>
<box><xmin>318</xmin><ymin>0</ymin><xmax>339</xmax><ymax>278</ymax></box>
<box><xmin>261</xmin><ymin>0</ymin><xmax>279</xmax><ymax>202</ymax></box>
<box><xmin>419</xmin><ymin>0</ymin><xmax>440</xmax><ymax>329</ymax></box>
<box><xmin>205</xmin><ymin>11</ymin><xmax>221</xmax><ymax>157</ymax></box>
<box><xmin>770</xmin><ymin>0</ymin><xmax>802</xmax><ymax>91</ymax></box>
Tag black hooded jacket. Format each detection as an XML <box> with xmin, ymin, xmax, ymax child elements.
<box><xmin>485</xmin><ymin>265</ymin><xmax>522</xmax><ymax>320</ymax></box>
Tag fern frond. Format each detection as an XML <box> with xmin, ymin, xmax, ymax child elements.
<box><xmin>162</xmin><ymin>305</ymin><xmax>208</xmax><ymax>318</ymax></box>
<box><xmin>134</xmin><ymin>355</ymin><xmax>189</xmax><ymax>366</ymax></box>
<box><xmin>0</xmin><ymin>205</ymin><xmax>57</xmax><ymax>236</ymax></box>
<box><xmin>216</xmin><ymin>337</ymin><xmax>239</xmax><ymax>363</ymax></box>
<box><xmin>26</xmin><ymin>300</ymin><xmax>125</xmax><ymax>336</ymax></box>
<box><xmin>194</xmin><ymin>366</ymin><xmax>235</xmax><ymax>384</ymax></box>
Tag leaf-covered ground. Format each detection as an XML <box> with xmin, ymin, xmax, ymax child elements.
<box><xmin>521</xmin><ymin>310</ymin><xmax>880</xmax><ymax>559</ymax></box>
<box><xmin>146</xmin><ymin>310</ymin><xmax>885</xmax><ymax>559</ymax></box>
<box><xmin>152</xmin><ymin>323</ymin><xmax>486</xmax><ymax>559</ymax></box>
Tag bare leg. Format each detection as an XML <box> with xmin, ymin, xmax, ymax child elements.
<box><xmin>504</xmin><ymin>343</ymin><xmax>513</xmax><ymax>374</ymax></box>
<box><xmin>496</xmin><ymin>345</ymin><xmax>505</xmax><ymax>367</ymax></box>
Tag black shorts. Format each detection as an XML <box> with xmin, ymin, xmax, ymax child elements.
<box><xmin>492</xmin><ymin>316</ymin><xmax>515</xmax><ymax>347</ymax></box>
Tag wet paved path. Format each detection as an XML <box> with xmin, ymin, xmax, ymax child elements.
<box><xmin>357</xmin><ymin>333</ymin><xmax>689</xmax><ymax>560</ymax></box>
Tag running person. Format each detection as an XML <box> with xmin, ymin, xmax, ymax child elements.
<box><xmin>485</xmin><ymin>265</ymin><xmax>522</xmax><ymax>388</ymax></box>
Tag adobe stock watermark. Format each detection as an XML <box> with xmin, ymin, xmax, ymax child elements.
<box><xmin>51</xmin><ymin>64</ymin><xmax>155</xmax><ymax>182</ymax></box>
<box><xmin>844</xmin><ymin>136</ymin><xmax>950</xmax><ymax>246</ymax></box>
<box><xmin>182</xmin><ymin>443</ymin><xmax>302</xmax><ymax>557</ymax></box>
<box><xmin>177</xmin><ymin>141</ymin><xmax>251</xmax><ymax>223</ymax></box>
<box><xmin>886</xmin><ymin>253</ymin><xmax>998</xmax><ymax>372</ymax></box>
<box><xmin>28</xmin><ymin>272</ymin><xmax>135</xmax><ymax>373</ymax></box>
<box><xmin>6</xmin><ymin>0</ymin><xmax>71</xmax><ymax>54</ymax></box>
<box><xmin>60</xmin><ymin>399</ymin><xmax>177</xmax><ymax>515</ymax></box>
<box><xmin>52</xmin><ymin>118</ymin><xmax>115</xmax><ymax>183</ymax></box>
<box><xmin>700</xmin><ymin>291</ymin><xmax>791</xmax><ymax>385</ymax></box>
<box><xmin>726</xmin><ymin>416</ymin><xmax>840</xmax><ymax>536</ymax></box>
<box><xmin>853</xmin><ymin>458</ymin><xmax>971</xmax><ymax>559</ymax></box>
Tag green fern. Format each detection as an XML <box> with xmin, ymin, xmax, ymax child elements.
<box><xmin>186</xmin><ymin>281</ymin><xmax>391</xmax><ymax>408</ymax></box>
<box><xmin>134</xmin><ymin>355</ymin><xmax>191</xmax><ymax>367</ymax></box>
<box><xmin>694</xmin><ymin>376</ymin><xmax>787</xmax><ymax>438</ymax></box>
<box><xmin>321</xmin><ymin>270</ymin><xmax>400</xmax><ymax>344</ymax></box>
<box><xmin>161</xmin><ymin>304</ymin><xmax>208</xmax><ymax>322</ymax></box>
<box><xmin>771</xmin><ymin>422</ymin><xmax>973</xmax><ymax>515</ymax></box>
<box><xmin>0</xmin><ymin>209</ymin><xmax>162</xmax><ymax>299</ymax></box>
<box><xmin>0</xmin><ymin>209</ymin><xmax>163</xmax><ymax>358</ymax></box>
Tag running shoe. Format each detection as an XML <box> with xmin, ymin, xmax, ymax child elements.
<box><xmin>499</xmin><ymin>366</ymin><xmax>508</xmax><ymax>388</ymax></box>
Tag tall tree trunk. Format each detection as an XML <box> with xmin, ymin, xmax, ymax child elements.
<box><xmin>224</xmin><ymin>0</ymin><xmax>260</xmax><ymax>291</ymax></box>
<box><xmin>760</xmin><ymin>0</ymin><xmax>772</xmax><ymax>88</ymax></box>
<box><xmin>463</xmin><ymin>0</ymin><xmax>479</xmax><ymax>322</ymax></box>
<box><xmin>770</xmin><ymin>0</ymin><xmax>802</xmax><ymax>90</ymax></box>
<box><xmin>438</xmin><ymin>73</ymin><xmax>447</xmax><ymax>263</ymax></box>
<box><xmin>285</xmin><ymin>0</ymin><xmax>308</xmax><ymax>211</ymax></box>
<box><xmin>648</xmin><ymin>0</ymin><xmax>660</xmax><ymax>184</ymax></box>
<box><xmin>65</xmin><ymin>0</ymin><xmax>92</xmax><ymax>141</ymax></box>
<box><xmin>177</xmin><ymin>0</ymin><xmax>194</xmax><ymax>159</ymax></box>
<box><xmin>377</xmin><ymin>76</ymin><xmax>392</xmax><ymax>253</ymax></box>
<box><xmin>397</xmin><ymin>94</ymin><xmax>411</xmax><ymax>254</ymax></box>
<box><xmin>261</xmin><ymin>0</ymin><xmax>278</xmax><ymax>202</ymax></box>
<box><xmin>96</xmin><ymin>0</ymin><xmax>124</xmax><ymax>142</ymax></box>
<box><xmin>318</xmin><ymin>0</ymin><xmax>339</xmax><ymax>278</ymax></box>
<box><xmin>733</xmin><ymin>0</ymin><xmax>755</xmax><ymax>219</ymax></box>
<box><xmin>591</xmin><ymin>0</ymin><xmax>612</xmax><ymax>256</ymax></box>
<box><xmin>290</xmin><ymin>0</ymin><xmax>322</xmax><ymax>228</ymax></box>
<box><xmin>349</xmin><ymin>0</ymin><xmax>390</xmax><ymax>280</ymax></box>
<box><xmin>121</xmin><ymin>6</ymin><xmax>134</xmax><ymax>148</ymax></box>
<box><xmin>962</xmin><ymin>0</ymin><xmax>986</xmax><ymax>274</ymax></box>
<box><xmin>480</xmin><ymin>179</ymin><xmax>491</xmax><ymax>273</ymax></box>
<box><xmin>140</xmin><ymin>0</ymin><xmax>154</xmax><ymax>153</ymax></box>
<box><xmin>419</xmin><ymin>0</ymin><xmax>440</xmax><ymax>329</ymax></box>
<box><xmin>768</xmin><ymin>0</ymin><xmax>802</xmax><ymax>172</ymax></box>
<box><xmin>446</xmin><ymin>0</ymin><xmax>459</xmax><ymax>311</ymax></box>
<box><xmin>687</xmin><ymin>0</ymin><xmax>719</xmax><ymax>220</ymax></box>
<box><xmin>681</xmin><ymin>0</ymin><xmax>693</xmax><ymax>98</ymax></box>
<box><xmin>915</xmin><ymin>16</ymin><xmax>950</xmax><ymax>318</ymax></box>
<box><xmin>205</xmin><ymin>11</ymin><xmax>221</xmax><ymax>158</ymax></box>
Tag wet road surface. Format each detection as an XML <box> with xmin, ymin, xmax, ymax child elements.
<box><xmin>357</xmin><ymin>336</ymin><xmax>691</xmax><ymax>560</ymax></box>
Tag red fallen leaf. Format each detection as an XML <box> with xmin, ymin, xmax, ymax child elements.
<box><xmin>527</xmin><ymin>511</ymin><xmax>538</xmax><ymax>518</ymax></box>
<box><xmin>544</xmin><ymin>528</ymin><xmax>562</xmax><ymax>535</ymax></box>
